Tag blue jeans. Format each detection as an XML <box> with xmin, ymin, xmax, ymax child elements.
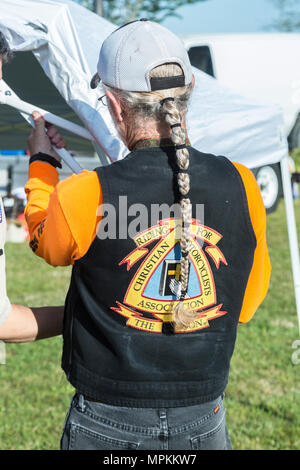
<box><xmin>60</xmin><ymin>393</ymin><xmax>232</xmax><ymax>450</ymax></box>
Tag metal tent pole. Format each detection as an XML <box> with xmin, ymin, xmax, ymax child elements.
<box><xmin>280</xmin><ymin>154</ymin><xmax>300</xmax><ymax>334</ymax></box>
<box><xmin>94</xmin><ymin>0</ymin><xmax>103</xmax><ymax>16</ymax></box>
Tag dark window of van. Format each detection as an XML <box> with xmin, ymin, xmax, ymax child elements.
<box><xmin>188</xmin><ymin>46</ymin><xmax>215</xmax><ymax>77</ymax></box>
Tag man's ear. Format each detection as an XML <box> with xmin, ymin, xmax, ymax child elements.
<box><xmin>106</xmin><ymin>91</ymin><xmax>123</xmax><ymax>122</ymax></box>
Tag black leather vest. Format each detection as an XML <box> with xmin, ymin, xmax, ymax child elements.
<box><xmin>62</xmin><ymin>146</ymin><xmax>256</xmax><ymax>407</ymax></box>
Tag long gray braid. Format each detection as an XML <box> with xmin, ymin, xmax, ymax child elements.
<box><xmin>159</xmin><ymin>97</ymin><xmax>197</xmax><ymax>330</ymax></box>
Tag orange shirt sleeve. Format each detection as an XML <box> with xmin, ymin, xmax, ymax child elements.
<box><xmin>232</xmin><ymin>162</ymin><xmax>271</xmax><ymax>323</ymax></box>
<box><xmin>25</xmin><ymin>162</ymin><xmax>102</xmax><ymax>266</ymax></box>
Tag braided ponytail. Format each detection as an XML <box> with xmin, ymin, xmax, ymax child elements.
<box><xmin>103</xmin><ymin>63</ymin><xmax>196</xmax><ymax>330</ymax></box>
<box><xmin>159</xmin><ymin>98</ymin><xmax>197</xmax><ymax>330</ymax></box>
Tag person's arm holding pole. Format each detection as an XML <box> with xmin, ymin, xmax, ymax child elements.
<box><xmin>25</xmin><ymin>110</ymin><xmax>102</xmax><ymax>267</ymax></box>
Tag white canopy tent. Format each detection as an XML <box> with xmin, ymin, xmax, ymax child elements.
<box><xmin>0</xmin><ymin>0</ymin><xmax>299</xmax><ymax>331</ymax></box>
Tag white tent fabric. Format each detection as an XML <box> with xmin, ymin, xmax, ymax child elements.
<box><xmin>0</xmin><ymin>0</ymin><xmax>299</xmax><ymax>331</ymax></box>
<box><xmin>0</xmin><ymin>0</ymin><xmax>122</xmax><ymax>160</ymax></box>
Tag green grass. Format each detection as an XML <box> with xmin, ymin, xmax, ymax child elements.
<box><xmin>0</xmin><ymin>197</ymin><xmax>300</xmax><ymax>450</ymax></box>
<box><xmin>291</xmin><ymin>148</ymin><xmax>300</xmax><ymax>171</ymax></box>
<box><xmin>227</xmin><ymin>197</ymin><xmax>300</xmax><ymax>450</ymax></box>
<box><xmin>0</xmin><ymin>247</ymin><xmax>73</xmax><ymax>450</ymax></box>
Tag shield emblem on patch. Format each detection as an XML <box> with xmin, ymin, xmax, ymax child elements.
<box><xmin>111</xmin><ymin>218</ymin><xmax>228</xmax><ymax>333</ymax></box>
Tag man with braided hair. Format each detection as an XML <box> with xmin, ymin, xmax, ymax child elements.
<box><xmin>24</xmin><ymin>20</ymin><xmax>270</xmax><ymax>450</ymax></box>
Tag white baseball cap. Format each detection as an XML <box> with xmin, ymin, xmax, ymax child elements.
<box><xmin>90</xmin><ymin>19</ymin><xmax>193</xmax><ymax>92</ymax></box>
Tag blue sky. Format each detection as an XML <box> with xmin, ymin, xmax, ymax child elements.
<box><xmin>162</xmin><ymin>0</ymin><xmax>295</xmax><ymax>34</ymax></box>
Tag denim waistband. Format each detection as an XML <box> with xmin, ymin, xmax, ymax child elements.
<box><xmin>74</xmin><ymin>392</ymin><xmax>225</xmax><ymax>434</ymax></box>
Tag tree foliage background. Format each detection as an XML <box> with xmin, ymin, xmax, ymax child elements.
<box><xmin>74</xmin><ymin>0</ymin><xmax>300</xmax><ymax>31</ymax></box>
<box><xmin>269</xmin><ymin>0</ymin><xmax>300</xmax><ymax>31</ymax></box>
<box><xmin>74</xmin><ymin>0</ymin><xmax>207</xmax><ymax>25</ymax></box>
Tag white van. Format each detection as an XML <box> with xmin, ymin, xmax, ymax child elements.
<box><xmin>181</xmin><ymin>33</ymin><xmax>300</xmax><ymax>212</ymax></box>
